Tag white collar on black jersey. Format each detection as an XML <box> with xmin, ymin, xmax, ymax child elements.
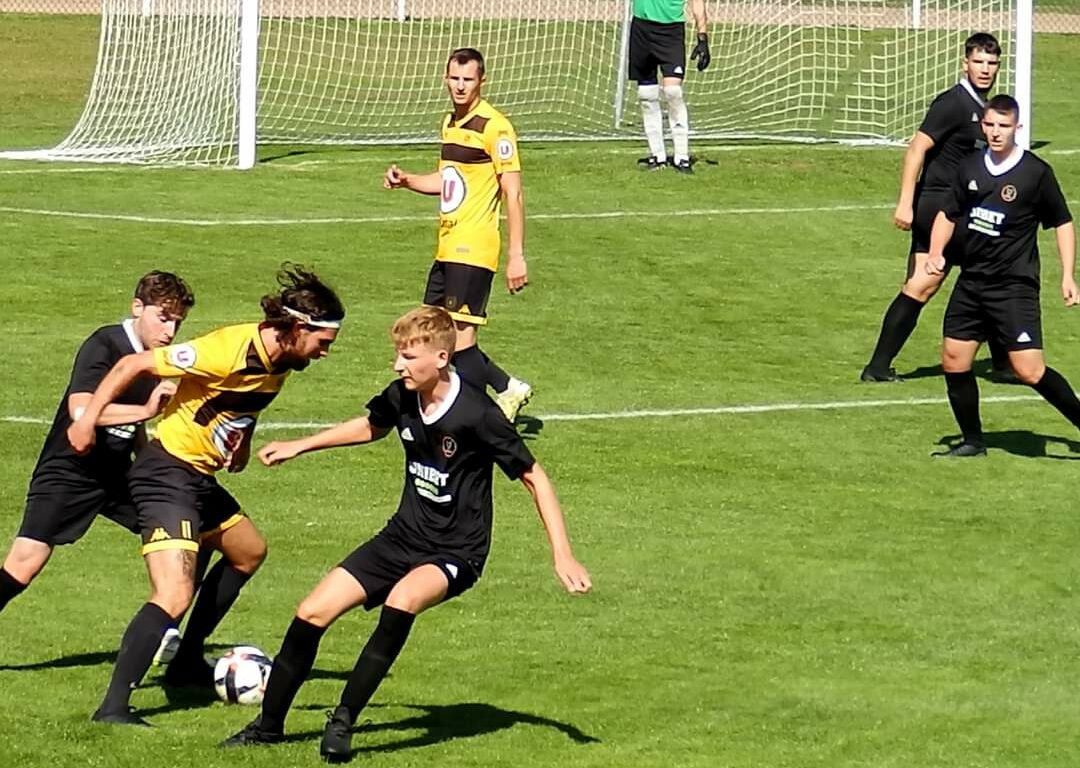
<box><xmin>418</xmin><ymin>370</ymin><xmax>461</xmax><ymax>425</ymax></box>
<box><xmin>122</xmin><ymin>318</ymin><xmax>146</xmax><ymax>353</ymax></box>
<box><xmin>983</xmin><ymin>145</ymin><xmax>1025</xmax><ymax>177</ymax></box>
<box><xmin>958</xmin><ymin>78</ymin><xmax>987</xmax><ymax>108</ymax></box>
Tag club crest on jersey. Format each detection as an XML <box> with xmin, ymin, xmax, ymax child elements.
<box><xmin>441</xmin><ymin>435</ymin><xmax>457</xmax><ymax>458</ymax></box>
<box><xmin>496</xmin><ymin>137</ymin><xmax>515</xmax><ymax>161</ymax></box>
<box><xmin>168</xmin><ymin>343</ymin><xmax>197</xmax><ymax>369</ymax></box>
<box><xmin>1001</xmin><ymin>184</ymin><xmax>1018</xmax><ymax>202</ymax></box>
<box><xmin>440</xmin><ymin>166</ymin><xmax>466</xmax><ymax>214</ymax></box>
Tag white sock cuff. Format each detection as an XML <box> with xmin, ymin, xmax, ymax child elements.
<box><xmin>661</xmin><ymin>84</ymin><xmax>685</xmax><ymax>104</ymax></box>
<box><xmin>637</xmin><ymin>84</ymin><xmax>661</xmax><ymax>102</ymax></box>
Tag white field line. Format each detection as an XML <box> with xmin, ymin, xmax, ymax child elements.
<box><xmin>1</xmin><ymin>144</ymin><xmax>1077</xmax><ymax>174</ymax></box>
<box><xmin>0</xmin><ymin>144</ymin><xmax>880</xmax><ymax>175</ymax></box>
<box><xmin>0</xmin><ymin>394</ymin><xmax>1044</xmax><ymax>431</ymax></box>
<box><xmin>0</xmin><ymin>202</ymin><xmax>893</xmax><ymax>227</ymax></box>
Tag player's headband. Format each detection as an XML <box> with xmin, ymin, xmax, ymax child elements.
<box><xmin>283</xmin><ymin>305</ymin><xmax>343</xmax><ymax>330</ymax></box>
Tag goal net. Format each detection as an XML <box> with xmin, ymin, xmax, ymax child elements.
<box><xmin>1</xmin><ymin>0</ymin><xmax>1020</xmax><ymax>167</ymax></box>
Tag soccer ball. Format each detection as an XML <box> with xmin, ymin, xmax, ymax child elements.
<box><xmin>213</xmin><ymin>646</ymin><xmax>273</xmax><ymax>705</ymax></box>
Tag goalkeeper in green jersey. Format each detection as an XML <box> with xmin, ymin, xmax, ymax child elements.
<box><xmin>629</xmin><ymin>0</ymin><xmax>709</xmax><ymax>174</ymax></box>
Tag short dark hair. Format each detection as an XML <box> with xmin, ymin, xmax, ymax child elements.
<box><xmin>965</xmin><ymin>32</ymin><xmax>1001</xmax><ymax>58</ymax></box>
<box><xmin>134</xmin><ymin>271</ymin><xmax>195</xmax><ymax>315</ymax></box>
<box><xmin>446</xmin><ymin>47</ymin><xmax>485</xmax><ymax>77</ymax></box>
<box><xmin>984</xmin><ymin>94</ymin><xmax>1020</xmax><ymax>121</ymax></box>
<box><xmin>260</xmin><ymin>263</ymin><xmax>345</xmax><ymax>331</ymax></box>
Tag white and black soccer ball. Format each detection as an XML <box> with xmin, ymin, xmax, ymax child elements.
<box><xmin>213</xmin><ymin>646</ymin><xmax>273</xmax><ymax>705</ymax></box>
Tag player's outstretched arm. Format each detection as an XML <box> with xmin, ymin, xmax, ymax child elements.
<box><xmin>895</xmin><ymin>132</ymin><xmax>935</xmax><ymax>230</ymax></box>
<box><xmin>1056</xmin><ymin>221</ymin><xmax>1078</xmax><ymax>305</ymax></box>
<box><xmin>384</xmin><ymin>164</ymin><xmax>441</xmax><ymax>195</ymax></box>
<box><xmin>258</xmin><ymin>416</ymin><xmax>391</xmax><ymax>466</ymax></box>
<box><xmin>519</xmin><ymin>462</ymin><xmax>591</xmax><ymax>594</ymax></box>
<box><xmin>926</xmin><ymin>211</ymin><xmax>955</xmax><ymax>276</ymax></box>
<box><xmin>500</xmin><ymin>170</ymin><xmax>528</xmax><ymax>293</ymax></box>
<box><xmin>67</xmin><ymin>379</ymin><xmax>175</xmax><ymax>428</ymax></box>
<box><xmin>67</xmin><ymin>351</ymin><xmax>159</xmax><ymax>454</ymax></box>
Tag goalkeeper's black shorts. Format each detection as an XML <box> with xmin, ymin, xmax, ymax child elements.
<box><xmin>628</xmin><ymin>17</ymin><xmax>686</xmax><ymax>83</ymax></box>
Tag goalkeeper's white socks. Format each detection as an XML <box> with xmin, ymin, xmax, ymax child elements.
<box><xmin>663</xmin><ymin>84</ymin><xmax>690</xmax><ymax>164</ymax></box>
<box><xmin>638</xmin><ymin>84</ymin><xmax>666</xmax><ymax>162</ymax></box>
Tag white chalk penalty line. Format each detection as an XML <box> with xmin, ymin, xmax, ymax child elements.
<box><xmin>0</xmin><ymin>202</ymin><xmax>892</xmax><ymax>227</ymax></box>
<box><xmin>0</xmin><ymin>394</ymin><xmax>1044</xmax><ymax>430</ymax></box>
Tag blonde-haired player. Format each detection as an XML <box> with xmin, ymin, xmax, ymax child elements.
<box><xmin>223</xmin><ymin>306</ymin><xmax>590</xmax><ymax>760</ymax></box>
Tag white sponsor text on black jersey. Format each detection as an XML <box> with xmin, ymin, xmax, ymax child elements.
<box><xmin>366</xmin><ymin>373</ymin><xmax>535</xmax><ymax>567</ymax></box>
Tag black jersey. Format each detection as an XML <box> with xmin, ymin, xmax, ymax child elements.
<box><xmin>33</xmin><ymin>321</ymin><xmax>157</xmax><ymax>476</ymax></box>
<box><xmin>918</xmin><ymin>80</ymin><xmax>988</xmax><ymax>192</ymax></box>
<box><xmin>944</xmin><ymin>148</ymin><xmax>1072</xmax><ymax>282</ymax></box>
<box><xmin>366</xmin><ymin>373</ymin><xmax>535</xmax><ymax>563</ymax></box>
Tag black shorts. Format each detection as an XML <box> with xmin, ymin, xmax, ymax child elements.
<box><xmin>943</xmin><ymin>276</ymin><xmax>1043</xmax><ymax>351</ymax></box>
<box><xmin>910</xmin><ymin>189</ymin><xmax>965</xmax><ymax>258</ymax></box>
<box><xmin>423</xmin><ymin>261</ymin><xmax>494</xmax><ymax>326</ymax></box>
<box><xmin>628</xmin><ymin>17</ymin><xmax>687</xmax><ymax>83</ymax></box>
<box><xmin>339</xmin><ymin>527</ymin><xmax>481</xmax><ymax>610</ymax></box>
<box><xmin>128</xmin><ymin>441</ymin><xmax>244</xmax><ymax>555</ymax></box>
<box><xmin>18</xmin><ymin>459</ymin><xmax>138</xmax><ymax>546</ymax></box>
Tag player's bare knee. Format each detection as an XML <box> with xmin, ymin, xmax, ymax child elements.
<box><xmin>150</xmin><ymin>583</ymin><xmax>195</xmax><ymax>619</ymax></box>
<box><xmin>1012</xmin><ymin>361</ymin><xmax>1045</xmax><ymax>385</ymax></box>
<box><xmin>3</xmin><ymin>557</ymin><xmax>42</xmax><ymax>585</ymax></box>
<box><xmin>902</xmin><ymin>274</ymin><xmax>942</xmax><ymax>303</ymax></box>
<box><xmin>228</xmin><ymin>536</ymin><xmax>267</xmax><ymax>575</ymax></box>
<box><xmin>3</xmin><ymin>539</ymin><xmax>51</xmax><ymax>584</ymax></box>
<box><xmin>941</xmin><ymin>346</ymin><xmax>974</xmax><ymax>372</ymax></box>
<box><xmin>294</xmin><ymin>597</ymin><xmax>334</xmax><ymax>628</ymax></box>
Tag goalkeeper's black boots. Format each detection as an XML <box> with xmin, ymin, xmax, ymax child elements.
<box><xmin>637</xmin><ymin>156</ymin><xmax>665</xmax><ymax>171</ymax></box>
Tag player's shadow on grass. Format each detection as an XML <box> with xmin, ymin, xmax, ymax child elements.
<box><xmin>901</xmin><ymin>358</ymin><xmax>1023</xmax><ymax>383</ymax></box>
<box><xmin>0</xmin><ymin>649</ymin><xmax>115</xmax><ymax>672</ymax></box>
<box><xmin>286</xmin><ymin>701</ymin><xmax>599</xmax><ymax>753</ymax></box>
<box><xmin>936</xmin><ymin>430</ymin><xmax>1080</xmax><ymax>459</ymax></box>
<box><xmin>515</xmin><ymin>414</ymin><xmax>544</xmax><ymax>440</ymax></box>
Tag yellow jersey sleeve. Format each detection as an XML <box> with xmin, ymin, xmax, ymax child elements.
<box><xmin>152</xmin><ymin>330</ymin><xmax>241</xmax><ymax>380</ymax></box>
<box><xmin>485</xmin><ymin>115</ymin><xmax>521</xmax><ymax>176</ymax></box>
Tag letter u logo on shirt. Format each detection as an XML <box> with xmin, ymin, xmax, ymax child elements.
<box><xmin>440</xmin><ymin>166</ymin><xmax>466</xmax><ymax>214</ymax></box>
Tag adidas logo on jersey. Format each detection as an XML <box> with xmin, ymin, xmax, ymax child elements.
<box><xmin>674</xmin><ymin>66</ymin><xmax>684</xmax><ymax>74</ymax></box>
<box><xmin>400</xmin><ymin>427</ymin><xmax>414</xmax><ymax>441</ymax></box>
<box><xmin>1017</xmin><ymin>331</ymin><xmax>1032</xmax><ymax>343</ymax></box>
<box><xmin>968</xmin><ymin>180</ymin><xmax>978</xmax><ymax>191</ymax></box>
<box><xmin>971</xmin><ymin>112</ymin><xmax>980</xmax><ymax>122</ymax></box>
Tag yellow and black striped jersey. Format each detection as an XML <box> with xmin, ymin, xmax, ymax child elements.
<box><xmin>152</xmin><ymin>323</ymin><xmax>289</xmax><ymax>474</ymax></box>
<box><xmin>437</xmin><ymin>99</ymin><xmax>521</xmax><ymax>273</ymax></box>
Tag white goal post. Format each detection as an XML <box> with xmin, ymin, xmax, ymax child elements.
<box><xmin>0</xmin><ymin>0</ymin><xmax>1031</xmax><ymax>168</ymax></box>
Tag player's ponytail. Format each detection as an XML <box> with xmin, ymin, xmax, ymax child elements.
<box><xmin>261</xmin><ymin>263</ymin><xmax>345</xmax><ymax>331</ymax></box>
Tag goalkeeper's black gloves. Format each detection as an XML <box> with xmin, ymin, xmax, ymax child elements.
<box><xmin>690</xmin><ymin>33</ymin><xmax>711</xmax><ymax>72</ymax></box>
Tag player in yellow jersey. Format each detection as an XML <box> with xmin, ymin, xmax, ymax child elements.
<box><xmin>384</xmin><ymin>47</ymin><xmax>533</xmax><ymax>422</ymax></box>
<box><xmin>67</xmin><ymin>265</ymin><xmax>346</xmax><ymax>726</ymax></box>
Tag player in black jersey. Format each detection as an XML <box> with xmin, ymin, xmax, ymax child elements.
<box><xmin>927</xmin><ymin>95</ymin><xmax>1080</xmax><ymax>457</ymax></box>
<box><xmin>0</xmin><ymin>272</ymin><xmax>194</xmax><ymax>615</ymax></box>
<box><xmin>222</xmin><ymin>306</ymin><xmax>591</xmax><ymax>761</ymax></box>
<box><xmin>862</xmin><ymin>33</ymin><xmax>1014</xmax><ymax>383</ymax></box>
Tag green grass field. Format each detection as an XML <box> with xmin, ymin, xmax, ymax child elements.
<box><xmin>3</xmin><ymin>14</ymin><xmax>1080</xmax><ymax>768</ymax></box>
